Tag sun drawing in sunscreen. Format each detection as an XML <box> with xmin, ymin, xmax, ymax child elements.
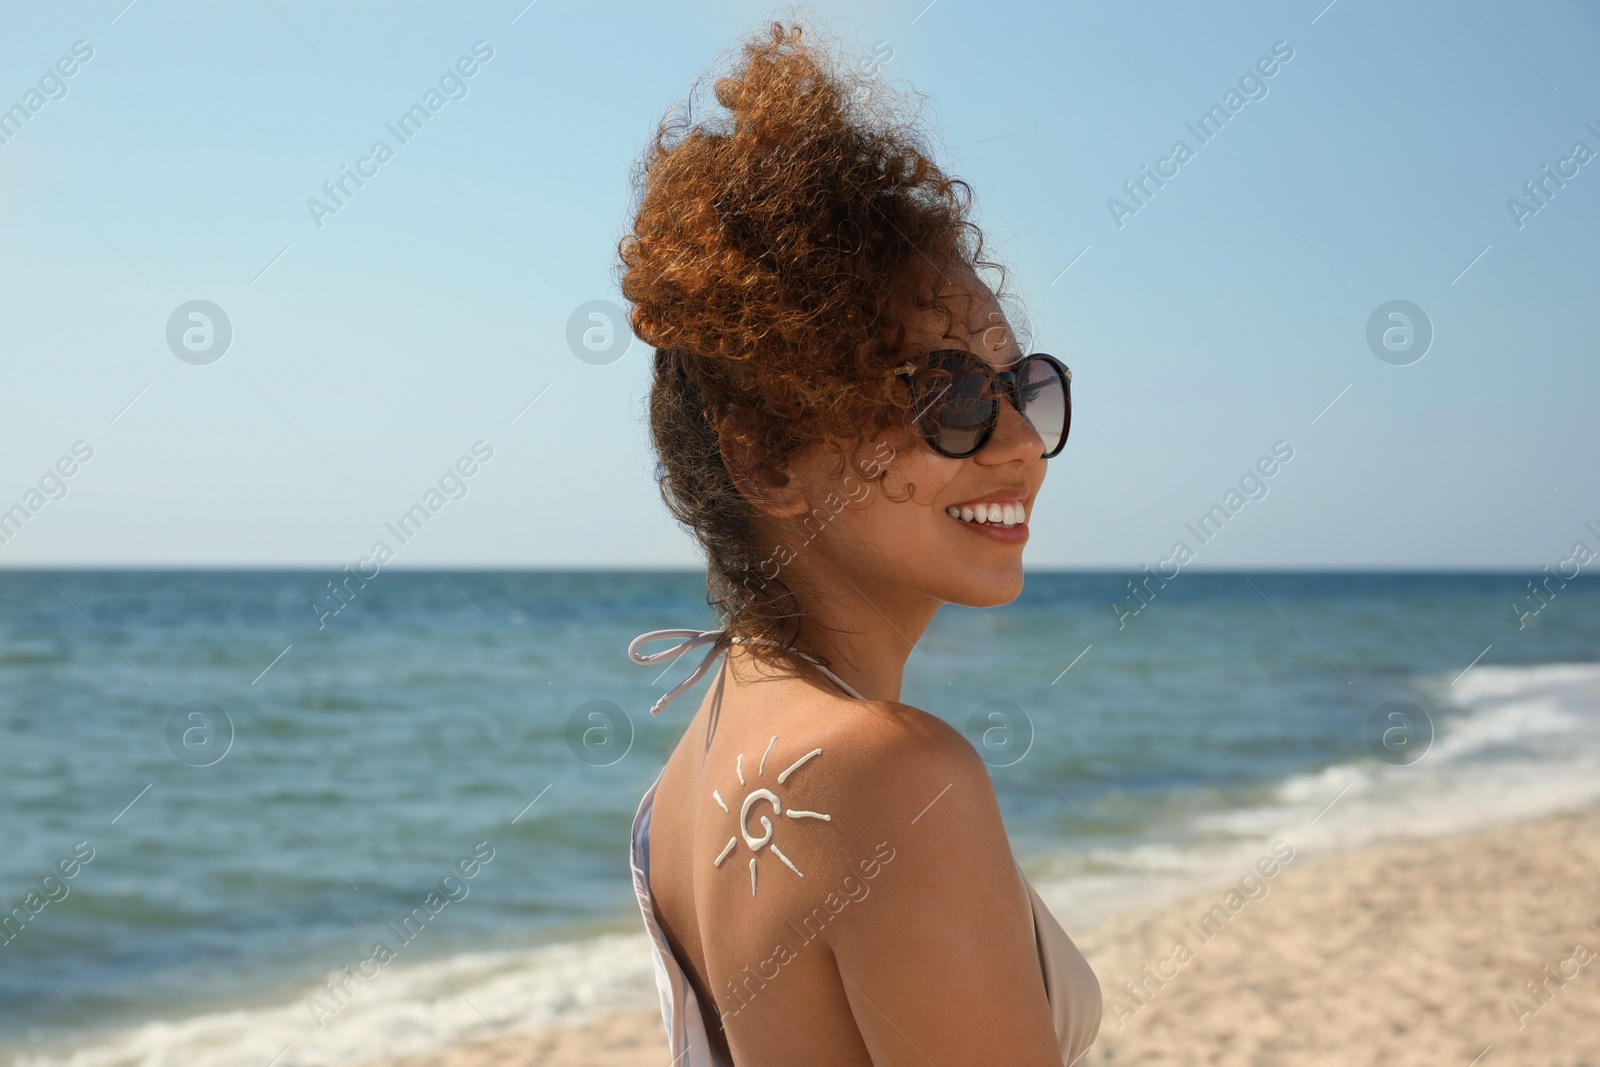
<box><xmin>709</xmin><ymin>735</ymin><xmax>831</xmax><ymax>897</ymax></box>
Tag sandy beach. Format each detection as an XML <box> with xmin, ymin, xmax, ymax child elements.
<box><xmin>358</xmin><ymin>803</ymin><xmax>1600</xmax><ymax>1067</ymax></box>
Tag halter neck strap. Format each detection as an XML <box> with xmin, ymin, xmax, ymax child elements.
<box><xmin>628</xmin><ymin>627</ymin><xmax>866</xmax><ymax>715</ymax></box>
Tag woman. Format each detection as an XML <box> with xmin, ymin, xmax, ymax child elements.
<box><xmin>618</xmin><ymin>21</ymin><xmax>1099</xmax><ymax>1067</ymax></box>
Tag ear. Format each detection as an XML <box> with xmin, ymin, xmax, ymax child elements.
<box><xmin>718</xmin><ymin>434</ymin><xmax>812</xmax><ymax>520</ymax></box>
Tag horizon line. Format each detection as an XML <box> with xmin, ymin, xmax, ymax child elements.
<box><xmin>0</xmin><ymin>564</ymin><xmax>1580</xmax><ymax>576</ymax></box>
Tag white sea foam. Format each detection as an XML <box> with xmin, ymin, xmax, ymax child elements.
<box><xmin>12</xmin><ymin>933</ymin><xmax>660</xmax><ymax>1067</ymax></box>
<box><xmin>1029</xmin><ymin>661</ymin><xmax>1600</xmax><ymax>929</ymax></box>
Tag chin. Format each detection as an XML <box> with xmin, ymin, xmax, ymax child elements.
<box><xmin>937</xmin><ymin>565</ymin><xmax>1026</xmax><ymax>609</ymax></box>
<box><xmin>925</xmin><ymin>523</ymin><xmax>1029</xmax><ymax>608</ymax></box>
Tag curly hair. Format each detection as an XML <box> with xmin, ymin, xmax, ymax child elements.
<box><xmin>617</xmin><ymin>19</ymin><xmax>1004</xmax><ymax>666</ymax></box>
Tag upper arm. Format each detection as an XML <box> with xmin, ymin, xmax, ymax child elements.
<box><xmin>811</xmin><ymin>705</ymin><xmax>1065</xmax><ymax>1066</ymax></box>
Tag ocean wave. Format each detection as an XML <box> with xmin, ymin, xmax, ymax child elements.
<box><xmin>11</xmin><ymin>933</ymin><xmax>658</xmax><ymax>1067</ymax></box>
<box><xmin>1028</xmin><ymin>660</ymin><xmax>1600</xmax><ymax>929</ymax></box>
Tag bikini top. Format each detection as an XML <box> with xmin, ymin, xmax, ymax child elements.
<box><xmin>626</xmin><ymin>628</ymin><xmax>1102</xmax><ymax>1066</ymax></box>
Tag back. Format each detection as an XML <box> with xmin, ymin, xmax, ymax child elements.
<box><xmin>645</xmin><ymin>664</ymin><xmax>1076</xmax><ymax>1066</ymax></box>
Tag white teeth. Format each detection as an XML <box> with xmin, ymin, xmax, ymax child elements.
<box><xmin>949</xmin><ymin>502</ymin><xmax>1027</xmax><ymax>527</ymax></box>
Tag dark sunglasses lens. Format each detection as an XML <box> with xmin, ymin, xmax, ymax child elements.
<box><xmin>917</xmin><ymin>355</ymin><xmax>995</xmax><ymax>457</ymax></box>
<box><xmin>1019</xmin><ymin>357</ymin><xmax>1069</xmax><ymax>456</ymax></box>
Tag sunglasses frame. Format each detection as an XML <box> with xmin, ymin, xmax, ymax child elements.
<box><xmin>895</xmin><ymin>350</ymin><xmax>1072</xmax><ymax>460</ymax></box>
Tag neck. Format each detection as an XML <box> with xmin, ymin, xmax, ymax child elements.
<box><xmin>735</xmin><ymin>564</ymin><xmax>941</xmax><ymax>703</ymax></box>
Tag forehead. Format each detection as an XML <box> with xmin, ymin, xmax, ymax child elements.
<box><xmin>900</xmin><ymin>269</ymin><xmax>1019</xmax><ymax>364</ymax></box>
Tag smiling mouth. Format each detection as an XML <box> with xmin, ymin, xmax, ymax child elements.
<box><xmin>945</xmin><ymin>502</ymin><xmax>1027</xmax><ymax>527</ymax></box>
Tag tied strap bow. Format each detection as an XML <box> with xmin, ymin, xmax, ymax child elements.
<box><xmin>627</xmin><ymin>628</ymin><xmax>733</xmax><ymax>717</ymax></box>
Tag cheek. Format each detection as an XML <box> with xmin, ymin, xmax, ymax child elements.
<box><xmin>888</xmin><ymin>449</ymin><xmax>959</xmax><ymax>510</ymax></box>
<box><xmin>831</xmin><ymin>449</ymin><xmax>955</xmax><ymax>546</ymax></box>
<box><xmin>880</xmin><ymin>452</ymin><xmax>963</xmax><ymax>539</ymax></box>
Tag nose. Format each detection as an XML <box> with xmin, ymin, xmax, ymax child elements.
<box><xmin>980</xmin><ymin>391</ymin><xmax>1046</xmax><ymax>464</ymax></box>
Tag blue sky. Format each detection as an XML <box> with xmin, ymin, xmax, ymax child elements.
<box><xmin>1</xmin><ymin>0</ymin><xmax>1595</xmax><ymax>568</ymax></box>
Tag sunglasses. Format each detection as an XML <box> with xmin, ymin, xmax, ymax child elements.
<box><xmin>896</xmin><ymin>350</ymin><xmax>1072</xmax><ymax>459</ymax></box>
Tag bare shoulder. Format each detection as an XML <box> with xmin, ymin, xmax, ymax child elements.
<box><xmin>759</xmin><ymin>696</ymin><xmax>1064</xmax><ymax>1064</ymax></box>
<box><xmin>718</xmin><ymin>695</ymin><xmax>998</xmax><ymax>881</ymax></box>
<box><xmin>799</xmin><ymin>697</ymin><xmax>997</xmax><ymax>832</ymax></box>
<box><xmin>755</xmin><ymin>695</ymin><xmax>1016</xmax><ymax>902</ymax></box>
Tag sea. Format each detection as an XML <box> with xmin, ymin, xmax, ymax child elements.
<box><xmin>2</xmin><ymin>569</ymin><xmax>1597</xmax><ymax>1065</ymax></box>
